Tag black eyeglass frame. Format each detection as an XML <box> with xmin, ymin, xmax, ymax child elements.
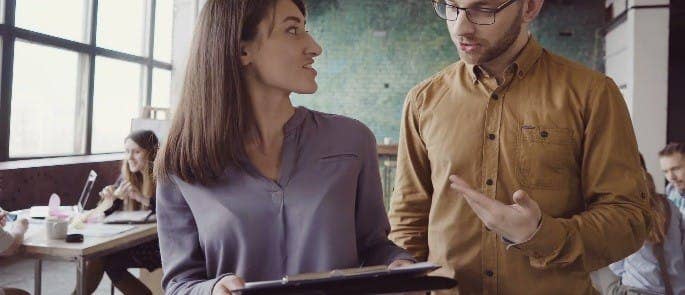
<box><xmin>431</xmin><ymin>0</ymin><xmax>520</xmax><ymax>25</ymax></box>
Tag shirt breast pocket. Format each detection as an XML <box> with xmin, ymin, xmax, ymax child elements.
<box><xmin>317</xmin><ymin>153</ymin><xmax>361</xmax><ymax>182</ymax></box>
<box><xmin>319</xmin><ymin>153</ymin><xmax>359</xmax><ymax>163</ymax></box>
<box><xmin>517</xmin><ymin>125</ymin><xmax>578</xmax><ymax>190</ymax></box>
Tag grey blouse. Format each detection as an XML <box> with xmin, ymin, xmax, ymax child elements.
<box><xmin>156</xmin><ymin>107</ymin><xmax>413</xmax><ymax>294</ymax></box>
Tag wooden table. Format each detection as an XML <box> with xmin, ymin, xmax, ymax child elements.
<box><xmin>19</xmin><ymin>220</ymin><xmax>158</xmax><ymax>295</ymax></box>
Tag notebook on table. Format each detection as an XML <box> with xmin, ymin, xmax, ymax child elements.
<box><xmin>103</xmin><ymin>210</ymin><xmax>156</xmax><ymax>224</ymax></box>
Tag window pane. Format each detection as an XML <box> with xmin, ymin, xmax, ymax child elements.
<box><xmin>97</xmin><ymin>0</ymin><xmax>147</xmax><ymax>55</ymax></box>
<box><xmin>0</xmin><ymin>0</ymin><xmax>5</xmax><ymax>23</ymax></box>
<box><xmin>10</xmin><ymin>41</ymin><xmax>83</xmax><ymax>157</ymax></box>
<box><xmin>151</xmin><ymin>68</ymin><xmax>171</xmax><ymax>108</ymax></box>
<box><xmin>16</xmin><ymin>0</ymin><xmax>89</xmax><ymax>42</ymax></box>
<box><xmin>92</xmin><ymin>57</ymin><xmax>143</xmax><ymax>153</ymax></box>
<box><xmin>154</xmin><ymin>0</ymin><xmax>173</xmax><ymax>62</ymax></box>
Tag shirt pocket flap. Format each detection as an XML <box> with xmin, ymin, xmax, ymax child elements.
<box><xmin>521</xmin><ymin>125</ymin><xmax>574</xmax><ymax>145</ymax></box>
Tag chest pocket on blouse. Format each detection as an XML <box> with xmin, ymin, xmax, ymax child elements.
<box><xmin>517</xmin><ymin>125</ymin><xmax>578</xmax><ymax>190</ymax></box>
<box><xmin>316</xmin><ymin>153</ymin><xmax>361</xmax><ymax>206</ymax></box>
<box><xmin>319</xmin><ymin>153</ymin><xmax>359</xmax><ymax>163</ymax></box>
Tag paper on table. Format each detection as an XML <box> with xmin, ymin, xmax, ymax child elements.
<box><xmin>69</xmin><ymin>224</ymin><xmax>134</xmax><ymax>237</ymax></box>
<box><xmin>103</xmin><ymin>210</ymin><xmax>155</xmax><ymax>224</ymax></box>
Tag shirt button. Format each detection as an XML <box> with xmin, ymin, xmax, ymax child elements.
<box><xmin>486</xmin><ymin>179</ymin><xmax>494</xmax><ymax>186</ymax></box>
<box><xmin>540</xmin><ymin>131</ymin><xmax>549</xmax><ymax>138</ymax></box>
<box><xmin>485</xmin><ymin>270</ymin><xmax>494</xmax><ymax>277</ymax></box>
<box><xmin>488</xmin><ymin>133</ymin><xmax>496</xmax><ymax>140</ymax></box>
<box><xmin>491</xmin><ymin>94</ymin><xmax>499</xmax><ymax>100</ymax></box>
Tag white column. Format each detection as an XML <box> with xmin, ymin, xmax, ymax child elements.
<box><xmin>605</xmin><ymin>0</ymin><xmax>670</xmax><ymax>192</ymax></box>
<box><xmin>171</xmin><ymin>0</ymin><xmax>204</xmax><ymax>110</ymax></box>
<box><xmin>630</xmin><ymin>0</ymin><xmax>669</xmax><ymax>192</ymax></box>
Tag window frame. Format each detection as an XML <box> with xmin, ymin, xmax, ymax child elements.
<box><xmin>0</xmin><ymin>0</ymin><xmax>173</xmax><ymax>161</ymax></box>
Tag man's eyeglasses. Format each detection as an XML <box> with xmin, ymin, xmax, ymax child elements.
<box><xmin>431</xmin><ymin>0</ymin><xmax>520</xmax><ymax>25</ymax></box>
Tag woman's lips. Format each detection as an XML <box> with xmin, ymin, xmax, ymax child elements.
<box><xmin>303</xmin><ymin>65</ymin><xmax>317</xmax><ymax>76</ymax></box>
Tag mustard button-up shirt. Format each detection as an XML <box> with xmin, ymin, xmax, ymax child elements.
<box><xmin>388</xmin><ymin>38</ymin><xmax>651</xmax><ymax>295</ymax></box>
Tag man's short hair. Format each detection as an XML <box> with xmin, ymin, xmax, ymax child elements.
<box><xmin>658</xmin><ymin>142</ymin><xmax>685</xmax><ymax>157</ymax></box>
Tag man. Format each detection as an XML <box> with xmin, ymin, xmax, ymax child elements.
<box><xmin>388</xmin><ymin>0</ymin><xmax>652</xmax><ymax>294</ymax></box>
<box><xmin>659</xmin><ymin>142</ymin><xmax>685</xmax><ymax>214</ymax></box>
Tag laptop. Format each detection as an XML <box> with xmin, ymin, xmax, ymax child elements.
<box><xmin>29</xmin><ymin>170</ymin><xmax>98</xmax><ymax>219</ymax></box>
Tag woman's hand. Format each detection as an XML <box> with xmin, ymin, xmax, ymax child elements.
<box><xmin>113</xmin><ymin>181</ymin><xmax>132</xmax><ymax>201</ymax></box>
<box><xmin>99</xmin><ymin>185</ymin><xmax>117</xmax><ymax>202</ymax></box>
<box><xmin>388</xmin><ymin>259</ymin><xmax>414</xmax><ymax>269</ymax></box>
<box><xmin>128</xmin><ymin>186</ymin><xmax>149</xmax><ymax>206</ymax></box>
<box><xmin>212</xmin><ymin>275</ymin><xmax>245</xmax><ymax>295</ymax></box>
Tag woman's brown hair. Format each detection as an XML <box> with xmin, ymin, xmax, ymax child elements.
<box><xmin>122</xmin><ymin>130</ymin><xmax>160</xmax><ymax>199</ymax></box>
<box><xmin>155</xmin><ymin>0</ymin><xmax>306</xmax><ymax>185</ymax></box>
<box><xmin>640</xmin><ymin>154</ymin><xmax>668</xmax><ymax>244</ymax></box>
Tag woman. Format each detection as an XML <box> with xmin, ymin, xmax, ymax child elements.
<box><xmin>80</xmin><ymin>130</ymin><xmax>161</xmax><ymax>295</ymax></box>
<box><xmin>608</xmin><ymin>155</ymin><xmax>685</xmax><ymax>295</ymax></box>
<box><xmin>155</xmin><ymin>0</ymin><xmax>414</xmax><ymax>294</ymax></box>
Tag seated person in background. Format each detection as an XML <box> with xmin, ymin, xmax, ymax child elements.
<box><xmin>609</xmin><ymin>155</ymin><xmax>685</xmax><ymax>295</ymax></box>
<box><xmin>0</xmin><ymin>209</ymin><xmax>30</xmax><ymax>295</ymax></box>
<box><xmin>659</xmin><ymin>142</ymin><xmax>685</xmax><ymax>214</ymax></box>
<box><xmin>77</xmin><ymin>130</ymin><xmax>161</xmax><ymax>295</ymax></box>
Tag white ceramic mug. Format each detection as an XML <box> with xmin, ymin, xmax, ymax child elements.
<box><xmin>45</xmin><ymin>219</ymin><xmax>68</xmax><ymax>240</ymax></box>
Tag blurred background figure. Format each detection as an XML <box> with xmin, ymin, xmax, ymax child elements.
<box><xmin>0</xmin><ymin>209</ymin><xmax>29</xmax><ymax>295</ymax></box>
<box><xmin>608</xmin><ymin>154</ymin><xmax>685</xmax><ymax>295</ymax></box>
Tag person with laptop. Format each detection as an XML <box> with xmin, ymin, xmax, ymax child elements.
<box><xmin>0</xmin><ymin>209</ymin><xmax>30</xmax><ymax>295</ymax></box>
<box><xmin>154</xmin><ymin>1</ymin><xmax>415</xmax><ymax>294</ymax></box>
<box><xmin>76</xmin><ymin>130</ymin><xmax>161</xmax><ymax>295</ymax></box>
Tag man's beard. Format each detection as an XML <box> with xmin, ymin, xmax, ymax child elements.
<box><xmin>459</xmin><ymin>11</ymin><xmax>523</xmax><ymax>65</ymax></box>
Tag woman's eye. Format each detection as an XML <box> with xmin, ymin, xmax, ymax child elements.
<box><xmin>287</xmin><ymin>27</ymin><xmax>298</xmax><ymax>35</ymax></box>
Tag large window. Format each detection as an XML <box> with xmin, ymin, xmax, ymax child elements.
<box><xmin>0</xmin><ymin>0</ymin><xmax>173</xmax><ymax>160</ymax></box>
<box><xmin>10</xmin><ymin>41</ymin><xmax>85</xmax><ymax>157</ymax></box>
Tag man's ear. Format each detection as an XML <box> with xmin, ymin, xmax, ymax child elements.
<box><xmin>522</xmin><ymin>0</ymin><xmax>544</xmax><ymax>23</ymax></box>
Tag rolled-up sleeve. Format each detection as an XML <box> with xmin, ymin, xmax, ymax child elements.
<box><xmin>510</xmin><ymin>77</ymin><xmax>652</xmax><ymax>271</ymax></box>
<box><xmin>388</xmin><ymin>89</ymin><xmax>433</xmax><ymax>261</ymax></box>
<box><xmin>355</xmin><ymin>125</ymin><xmax>415</xmax><ymax>266</ymax></box>
<box><xmin>608</xmin><ymin>260</ymin><xmax>626</xmax><ymax>277</ymax></box>
<box><xmin>157</xmin><ymin>176</ymin><xmax>231</xmax><ymax>294</ymax></box>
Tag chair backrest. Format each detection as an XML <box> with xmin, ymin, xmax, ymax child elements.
<box><xmin>131</xmin><ymin>106</ymin><xmax>172</xmax><ymax>144</ymax></box>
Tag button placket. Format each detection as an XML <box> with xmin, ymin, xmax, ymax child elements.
<box><xmin>271</xmin><ymin>190</ymin><xmax>284</xmax><ymax>205</ymax></box>
<box><xmin>482</xmin><ymin>90</ymin><xmax>506</xmax><ymax>295</ymax></box>
<box><xmin>483</xmin><ymin>92</ymin><xmax>503</xmax><ymax>197</ymax></box>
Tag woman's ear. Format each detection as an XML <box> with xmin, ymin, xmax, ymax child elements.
<box><xmin>240</xmin><ymin>41</ymin><xmax>254</xmax><ymax>66</ymax></box>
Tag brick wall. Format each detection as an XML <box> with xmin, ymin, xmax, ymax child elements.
<box><xmin>0</xmin><ymin>161</ymin><xmax>120</xmax><ymax>211</ymax></box>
